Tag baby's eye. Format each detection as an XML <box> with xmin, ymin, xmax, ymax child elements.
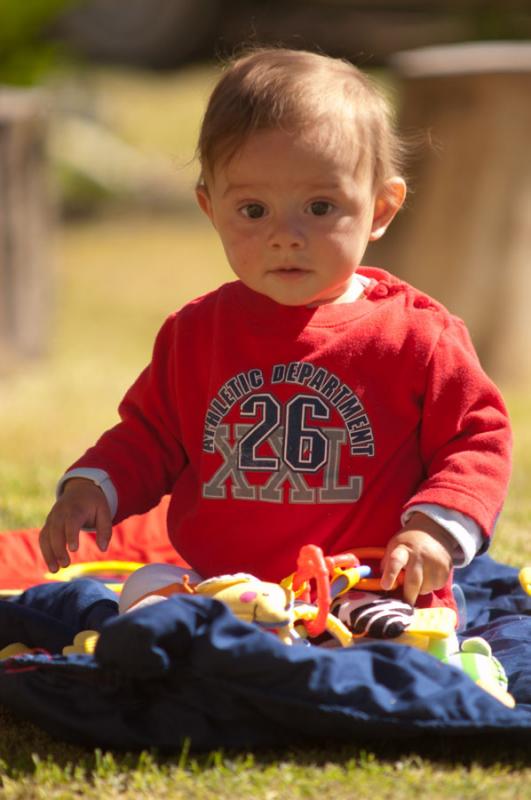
<box><xmin>307</xmin><ymin>200</ymin><xmax>334</xmax><ymax>216</ymax></box>
<box><xmin>240</xmin><ymin>203</ymin><xmax>267</xmax><ymax>219</ymax></box>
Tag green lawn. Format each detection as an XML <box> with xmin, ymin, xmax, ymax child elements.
<box><xmin>0</xmin><ymin>66</ymin><xmax>529</xmax><ymax>798</ymax></box>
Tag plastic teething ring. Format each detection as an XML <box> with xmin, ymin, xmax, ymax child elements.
<box><xmin>292</xmin><ymin>545</ymin><xmax>331</xmax><ymax>637</ymax></box>
<box><xmin>45</xmin><ymin>560</ymin><xmax>145</xmax><ymax>592</ymax></box>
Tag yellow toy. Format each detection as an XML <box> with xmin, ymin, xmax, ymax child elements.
<box><xmin>45</xmin><ymin>561</ymin><xmax>145</xmax><ymax>594</ymax></box>
<box><xmin>0</xmin><ymin>642</ymin><xmax>34</xmax><ymax>659</ymax></box>
<box><xmin>519</xmin><ymin>567</ymin><xmax>531</xmax><ymax>596</ymax></box>
<box><xmin>62</xmin><ymin>630</ymin><xmax>99</xmax><ymax>656</ymax></box>
<box><xmin>119</xmin><ymin>564</ymin><xmax>356</xmax><ymax>646</ymax></box>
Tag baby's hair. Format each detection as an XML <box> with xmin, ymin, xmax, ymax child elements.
<box><xmin>197</xmin><ymin>47</ymin><xmax>405</xmax><ymax>193</ymax></box>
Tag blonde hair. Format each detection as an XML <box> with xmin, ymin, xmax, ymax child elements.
<box><xmin>197</xmin><ymin>47</ymin><xmax>405</xmax><ymax>192</ymax></box>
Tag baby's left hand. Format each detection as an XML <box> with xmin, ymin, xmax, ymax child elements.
<box><xmin>380</xmin><ymin>512</ymin><xmax>455</xmax><ymax>605</ymax></box>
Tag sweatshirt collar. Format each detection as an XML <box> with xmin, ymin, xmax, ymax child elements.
<box><xmin>231</xmin><ymin>267</ymin><xmax>398</xmax><ymax>328</ymax></box>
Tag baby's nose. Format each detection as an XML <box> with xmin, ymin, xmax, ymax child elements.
<box><xmin>268</xmin><ymin>217</ymin><xmax>305</xmax><ymax>249</ymax></box>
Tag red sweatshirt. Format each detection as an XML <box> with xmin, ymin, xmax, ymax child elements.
<box><xmin>70</xmin><ymin>268</ymin><xmax>512</xmax><ymax>607</ymax></box>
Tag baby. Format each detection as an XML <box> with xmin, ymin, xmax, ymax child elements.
<box><xmin>40</xmin><ymin>48</ymin><xmax>511</xmax><ymax>613</ymax></box>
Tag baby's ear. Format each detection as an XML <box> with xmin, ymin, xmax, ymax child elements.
<box><xmin>195</xmin><ymin>184</ymin><xmax>215</xmax><ymax>223</ymax></box>
<box><xmin>369</xmin><ymin>177</ymin><xmax>406</xmax><ymax>241</ymax></box>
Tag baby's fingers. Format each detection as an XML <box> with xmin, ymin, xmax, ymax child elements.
<box><xmin>380</xmin><ymin>543</ymin><xmax>410</xmax><ymax>592</ymax></box>
<box><xmin>39</xmin><ymin>517</ymin><xmax>72</xmax><ymax>573</ymax></box>
<box><xmin>94</xmin><ymin>503</ymin><xmax>112</xmax><ymax>553</ymax></box>
<box><xmin>40</xmin><ymin>504</ymin><xmax>86</xmax><ymax>572</ymax></box>
<box><xmin>39</xmin><ymin>523</ymin><xmax>59</xmax><ymax>573</ymax></box>
<box><xmin>401</xmin><ymin>552</ymin><xmax>424</xmax><ymax>605</ymax></box>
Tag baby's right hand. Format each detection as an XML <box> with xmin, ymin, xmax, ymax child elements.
<box><xmin>39</xmin><ymin>478</ymin><xmax>112</xmax><ymax>572</ymax></box>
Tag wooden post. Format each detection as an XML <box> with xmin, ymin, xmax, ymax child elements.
<box><xmin>0</xmin><ymin>89</ymin><xmax>52</xmax><ymax>369</ymax></box>
<box><xmin>367</xmin><ymin>43</ymin><xmax>531</xmax><ymax>386</ymax></box>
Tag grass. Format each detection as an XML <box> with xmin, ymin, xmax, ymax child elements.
<box><xmin>0</xmin><ymin>65</ymin><xmax>529</xmax><ymax>798</ymax></box>
<box><xmin>0</xmin><ymin>744</ymin><xmax>528</xmax><ymax>800</ymax></box>
<box><xmin>0</xmin><ymin>725</ymin><xmax>529</xmax><ymax>799</ymax></box>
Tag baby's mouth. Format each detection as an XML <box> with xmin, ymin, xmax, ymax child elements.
<box><xmin>271</xmin><ymin>266</ymin><xmax>310</xmax><ymax>277</ymax></box>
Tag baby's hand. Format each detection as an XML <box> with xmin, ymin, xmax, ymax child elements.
<box><xmin>380</xmin><ymin>512</ymin><xmax>454</xmax><ymax>605</ymax></box>
<box><xmin>39</xmin><ymin>478</ymin><xmax>112</xmax><ymax>573</ymax></box>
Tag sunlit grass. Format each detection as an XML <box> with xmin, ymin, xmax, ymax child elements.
<box><xmin>0</xmin><ymin>723</ymin><xmax>528</xmax><ymax>800</ymax></box>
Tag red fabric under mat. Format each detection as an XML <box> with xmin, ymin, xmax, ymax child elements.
<box><xmin>0</xmin><ymin>497</ymin><xmax>187</xmax><ymax>591</ymax></box>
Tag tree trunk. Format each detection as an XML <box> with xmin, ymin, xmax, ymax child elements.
<box><xmin>0</xmin><ymin>89</ymin><xmax>52</xmax><ymax>370</ymax></box>
<box><xmin>367</xmin><ymin>42</ymin><xmax>531</xmax><ymax>386</ymax></box>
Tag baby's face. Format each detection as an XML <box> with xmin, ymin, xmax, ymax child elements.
<box><xmin>197</xmin><ymin>127</ymin><xmax>404</xmax><ymax>307</ymax></box>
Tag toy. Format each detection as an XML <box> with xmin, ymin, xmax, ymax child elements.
<box><xmin>119</xmin><ymin>557</ymin><xmax>361</xmax><ymax>647</ymax></box>
<box><xmin>0</xmin><ymin>544</ymin><xmax>518</xmax><ymax>707</ymax></box>
<box><xmin>520</xmin><ymin>567</ymin><xmax>531</xmax><ymax>596</ymax></box>
<box><xmin>442</xmin><ymin>637</ymin><xmax>514</xmax><ymax>708</ymax></box>
<box><xmin>0</xmin><ymin>642</ymin><xmax>34</xmax><ymax>659</ymax></box>
<box><xmin>281</xmin><ymin>544</ymin><xmax>372</xmax><ymax>638</ymax></box>
<box><xmin>46</xmin><ymin>560</ymin><xmax>146</xmax><ymax>594</ymax></box>
<box><xmin>115</xmin><ymin>545</ymin><xmax>515</xmax><ymax>706</ymax></box>
<box><xmin>195</xmin><ymin>573</ymin><xmax>297</xmax><ymax>644</ymax></box>
<box><xmin>118</xmin><ymin>564</ymin><xmax>203</xmax><ymax>612</ymax></box>
<box><xmin>389</xmin><ymin>607</ymin><xmax>515</xmax><ymax>708</ymax></box>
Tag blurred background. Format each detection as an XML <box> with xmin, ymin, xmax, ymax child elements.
<box><xmin>0</xmin><ymin>1</ymin><xmax>530</xmax><ymax>560</ymax></box>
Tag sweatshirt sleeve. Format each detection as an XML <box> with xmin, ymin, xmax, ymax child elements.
<box><xmin>403</xmin><ymin>316</ymin><xmax>512</xmax><ymax>548</ymax></box>
<box><xmin>67</xmin><ymin>314</ymin><xmax>187</xmax><ymax>522</ymax></box>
